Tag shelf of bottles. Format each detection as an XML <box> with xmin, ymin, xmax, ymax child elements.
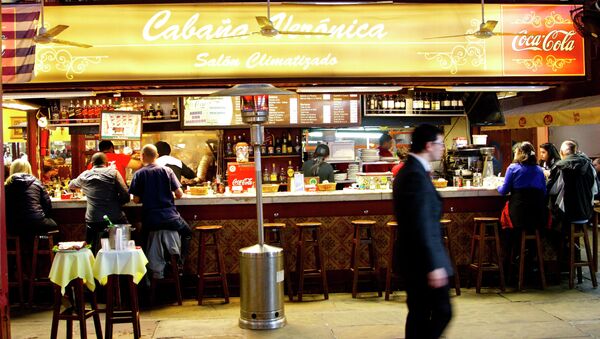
<box><xmin>222</xmin><ymin>128</ymin><xmax>304</xmax><ymax>187</ymax></box>
<box><xmin>48</xmin><ymin>96</ymin><xmax>181</xmax><ymax>127</ymax></box>
<box><xmin>364</xmin><ymin>92</ymin><xmax>465</xmax><ymax>117</ymax></box>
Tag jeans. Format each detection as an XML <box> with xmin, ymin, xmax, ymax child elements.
<box><xmin>146</xmin><ymin>217</ymin><xmax>192</xmax><ymax>260</ymax></box>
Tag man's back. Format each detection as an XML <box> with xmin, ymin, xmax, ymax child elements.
<box><xmin>70</xmin><ymin>167</ymin><xmax>129</xmax><ymax>223</ymax></box>
<box><xmin>556</xmin><ymin>153</ymin><xmax>595</xmax><ymax>222</ymax></box>
<box><xmin>129</xmin><ymin>164</ymin><xmax>181</xmax><ymax>228</ymax></box>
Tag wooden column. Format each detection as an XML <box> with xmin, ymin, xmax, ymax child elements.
<box><xmin>70</xmin><ymin>134</ymin><xmax>86</xmax><ymax>178</ymax></box>
<box><xmin>26</xmin><ymin>110</ymin><xmax>39</xmax><ymax>177</ymax></box>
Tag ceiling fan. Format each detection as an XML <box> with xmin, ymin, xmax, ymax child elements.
<box><xmin>425</xmin><ymin>0</ymin><xmax>519</xmax><ymax>40</ymax></box>
<box><xmin>33</xmin><ymin>0</ymin><xmax>92</xmax><ymax>48</ymax></box>
<box><xmin>215</xmin><ymin>0</ymin><xmax>331</xmax><ymax>39</ymax></box>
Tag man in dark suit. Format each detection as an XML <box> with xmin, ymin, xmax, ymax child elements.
<box><xmin>393</xmin><ymin>124</ymin><xmax>452</xmax><ymax>339</ymax></box>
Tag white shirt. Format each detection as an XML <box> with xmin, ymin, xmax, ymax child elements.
<box><xmin>409</xmin><ymin>153</ymin><xmax>432</xmax><ymax>173</ymax></box>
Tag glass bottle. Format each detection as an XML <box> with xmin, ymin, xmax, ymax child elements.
<box><xmin>294</xmin><ymin>135</ymin><xmax>301</xmax><ymax>154</ymax></box>
<box><xmin>226</xmin><ymin>136</ymin><xmax>233</xmax><ymax>157</ymax></box>
<box><xmin>423</xmin><ymin>93</ymin><xmax>431</xmax><ymax>111</ymax></box>
<box><xmin>443</xmin><ymin>94</ymin><xmax>451</xmax><ymax>110</ymax></box>
<box><xmin>450</xmin><ymin>95</ymin><xmax>458</xmax><ymax>110</ymax></box>
<box><xmin>170</xmin><ymin>102</ymin><xmax>178</xmax><ymax>119</ymax></box>
<box><xmin>155</xmin><ymin>103</ymin><xmax>164</xmax><ymax>120</ymax></box>
<box><xmin>286</xmin><ymin>133</ymin><xmax>293</xmax><ymax>154</ymax></box>
<box><xmin>147</xmin><ymin>103</ymin><xmax>155</xmax><ymax>120</ymax></box>
<box><xmin>287</xmin><ymin>161</ymin><xmax>294</xmax><ymax>179</ymax></box>
<box><xmin>281</xmin><ymin>136</ymin><xmax>287</xmax><ymax>154</ymax></box>
<box><xmin>263</xmin><ymin>167</ymin><xmax>270</xmax><ymax>183</ymax></box>
<box><xmin>279</xmin><ymin>167</ymin><xmax>286</xmax><ymax>184</ymax></box>
<box><xmin>387</xmin><ymin>95</ymin><xmax>395</xmax><ymax>113</ymax></box>
<box><xmin>270</xmin><ymin>163</ymin><xmax>278</xmax><ymax>182</ymax></box>
<box><xmin>74</xmin><ymin>100</ymin><xmax>82</xmax><ymax>121</ymax></box>
<box><xmin>81</xmin><ymin>100</ymin><xmax>89</xmax><ymax>122</ymax></box>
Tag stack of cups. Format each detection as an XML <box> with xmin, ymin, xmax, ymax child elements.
<box><xmin>115</xmin><ymin>228</ymin><xmax>123</xmax><ymax>250</ymax></box>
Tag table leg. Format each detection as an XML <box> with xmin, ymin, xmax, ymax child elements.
<box><xmin>594</xmin><ymin>211</ymin><xmax>598</xmax><ymax>273</ymax></box>
<box><xmin>128</xmin><ymin>277</ymin><xmax>141</xmax><ymax>339</ymax></box>
<box><xmin>105</xmin><ymin>276</ymin><xmax>115</xmax><ymax>339</ymax></box>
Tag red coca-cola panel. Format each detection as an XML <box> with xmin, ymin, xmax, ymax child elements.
<box><xmin>227</xmin><ymin>162</ymin><xmax>256</xmax><ymax>192</ymax></box>
<box><xmin>502</xmin><ymin>5</ymin><xmax>585</xmax><ymax>76</ymax></box>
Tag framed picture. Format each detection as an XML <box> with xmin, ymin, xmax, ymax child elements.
<box><xmin>10</xmin><ymin>117</ymin><xmax>27</xmax><ymax>139</ymax></box>
<box><xmin>100</xmin><ymin>111</ymin><xmax>142</xmax><ymax>141</ymax></box>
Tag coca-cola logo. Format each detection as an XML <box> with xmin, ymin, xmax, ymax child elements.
<box><xmin>519</xmin><ymin>117</ymin><xmax>527</xmax><ymax>127</ymax></box>
<box><xmin>543</xmin><ymin>114</ymin><xmax>553</xmax><ymax>125</ymax></box>
<box><xmin>229</xmin><ymin>165</ymin><xmax>236</xmax><ymax>173</ymax></box>
<box><xmin>511</xmin><ymin>29</ymin><xmax>576</xmax><ymax>52</ymax></box>
<box><xmin>231</xmin><ymin>178</ymin><xmax>253</xmax><ymax>186</ymax></box>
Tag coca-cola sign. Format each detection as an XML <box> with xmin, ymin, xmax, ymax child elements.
<box><xmin>227</xmin><ymin>162</ymin><xmax>256</xmax><ymax>192</ymax></box>
<box><xmin>502</xmin><ymin>5</ymin><xmax>584</xmax><ymax>76</ymax></box>
<box><xmin>231</xmin><ymin>178</ymin><xmax>254</xmax><ymax>186</ymax></box>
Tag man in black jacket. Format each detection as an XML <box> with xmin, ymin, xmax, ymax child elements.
<box><xmin>393</xmin><ymin>124</ymin><xmax>452</xmax><ymax>339</ymax></box>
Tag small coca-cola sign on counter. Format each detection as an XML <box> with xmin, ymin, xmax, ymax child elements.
<box><xmin>227</xmin><ymin>162</ymin><xmax>256</xmax><ymax>193</ymax></box>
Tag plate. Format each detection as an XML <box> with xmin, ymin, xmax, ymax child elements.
<box><xmin>58</xmin><ymin>249</ymin><xmax>81</xmax><ymax>253</ymax></box>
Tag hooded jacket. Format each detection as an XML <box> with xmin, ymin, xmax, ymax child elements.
<box><xmin>4</xmin><ymin>173</ymin><xmax>52</xmax><ymax>228</ymax></box>
<box><xmin>553</xmin><ymin>153</ymin><xmax>596</xmax><ymax>222</ymax></box>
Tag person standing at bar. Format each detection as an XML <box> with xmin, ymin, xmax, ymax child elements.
<box><xmin>88</xmin><ymin>140</ymin><xmax>142</xmax><ymax>184</ymax></box>
<box><xmin>301</xmin><ymin>143</ymin><xmax>335</xmax><ymax>183</ymax></box>
<box><xmin>593</xmin><ymin>157</ymin><xmax>600</xmax><ymax>201</ymax></box>
<box><xmin>393</xmin><ymin>124</ymin><xmax>452</xmax><ymax>339</ymax></box>
<box><xmin>69</xmin><ymin>152</ymin><xmax>130</xmax><ymax>250</ymax></box>
<box><xmin>129</xmin><ymin>144</ymin><xmax>192</xmax><ymax>259</ymax></box>
<box><xmin>377</xmin><ymin>132</ymin><xmax>394</xmax><ymax>158</ymax></box>
<box><xmin>155</xmin><ymin>141</ymin><xmax>197</xmax><ymax>183</ymax></box>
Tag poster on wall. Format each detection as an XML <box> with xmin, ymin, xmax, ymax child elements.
<box><xmin>100</xmin><ymin>111</ymin><xmax>142</xmax><ymax>140</ymax></box>
<box><xmin>183</xmin><ymin>96</ymin><xmax>238</xmax><ymax>127</ymax></box>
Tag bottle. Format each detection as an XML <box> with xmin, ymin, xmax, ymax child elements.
<box><xmin>267</xmin><ymin>137</ymin><xmax>275</xmax><ymax>155</ymax></box>
<box><xmin>457</xmin><ymin>96</ymin><xmax>464</xmax><ymax>111</ymax></box>
<box><xmin>51</xmin><ymin>101</ymin><xmax>60</xmax><ymax>121</ymax></box>
<box><xmin>286</xmin><ymin>133</ymin><xmax>293</xmax><ymax>154</ymax></box>
<box><xmin>103</xmin><ymin>215</ymin><xmax>115</xmax><ymax>228</ymax></box>
<box><xmin>147</xmin><ymin>103</ymin><xmax>155</xmax><ymax>120</ymax></box>
<box><xmin>381</xmin><ymin>94</ymin><xmax>389</xmax><ymax>113</ymax></box>
<box><xmin>399</xmin><ymin>96</ymin><xmax>406</xmax><ymax>111</ymax></box>
<box><xmin>414</xmin><ymin>93</ymin><xmax>422</xmax><ymax>114</ymax></box>
<box><xmin>279</xmin><ymin>167</ymin><xmax>286</xmax><ymax>184</ymax></box>
<box><xmin>450</xmin><ymin>95</ymin><xmax>458</xmax><ymax>110</ymax></box>
<box><xmin>263</xmin><ymin>167</ymin><xmax>270</xmax><ymax>183</ymax></box>
<box><xmin>139</xmin><ymin>98</ymin><xmax>145</xmax><ymax>114</ymax></box>
<box><xmin>155</xmin><ymin>103</ymin><xmax>164</xmax><ymax>119</ymax></box>
<box><xmin>260</xmin><ymin>143</ymin><xmax>267</xmax><ymax>155</ymax></box>
<box><xmin>101</xmin><ymin>98</ymin><xmax>107</xmax><ymax>112</ymax></box>
<box><xmin>108</xmin><ymin>99</ymin><xmax>114</xmax><ymax>111</ymax></box>
<box><xmin>226</xmin><ymin>136</ymin><xmax>233</xmax><ymax>156</ymax></box>
<box><xmin>294</xmin><ymin>135</ymin><xmax>301</xmax><ymax>154</ymax></box>
<box><xmin>369</xmin><ymin>95</ymin><xmax>376</xmax><ymax>110</ymax></box>
<box><xmin>74</xmin><ymin>100</ymin><xmax>82</xmax><ymax>121</ymax></box>
<box><xmin>275</xmin><ymin>138</ymin><xmax>282</xmax><ymax>154</ymax></box>
<box><xmin>442</xmin><ymin>94</ymin><xmax>451</xmax><ymax>110</ymax></box>
<box><xmin>287</xmin><ymin>161</ymin><xmax>294</xmax><ymax>179</ymax></box>
<box><xmin>281</xmin><ymin>137</ymin><xmax>287</xmax><ymax>154</ymax></box>
<box><xmin>133</xmin><ymin>98</ymin><xmax>139</xmax><ymax>111</ymax></box>
<box><xmin>270</xmin><ymin>163</ymin><xmax>277</xmax><ymax>182</ymax></box>
<box><xmin>423</xmin><ymin>93</ymin><xmax>431</xmax><ymax>111</ymax></box>
<box><xmin>113</xmin><ymin>97</ymin><xmax>121</xmax><ymax>110</ymax></box>
<box><xmin>387</xmin><ymin>95</ymin><xmax>395</xmax><ymax>113</ymax></box>
<box><xmin>81</xmin><ymin>100</ymin><xmax>89</xmax><ymax>122</ymax></box>
<box><xmin>170</xmin><ymin>102</ymin><xmax>178</xmax><ymax>119</ymax></box>
<box><xmin>61</xmin><ymin>105</ymin><xmax>69</xmax><ymax>122</ymax></box>
<box><xmin>433</xmin><ymin>94</ymin><xmax>441</xmax><ymax>111</ymax></box>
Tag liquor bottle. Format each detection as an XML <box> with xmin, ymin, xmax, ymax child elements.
<box><xmin>294</xmin><ymin>135</ymin><xmax>301</xmax><ymax>154</ymax></box>
<box><xmin>279</xmin><ymin>167</ymin><xmax>286</xmax><ymax>184</ymax></box>
<box><xmin>133</xmin><ymin>98</ymin><xmax>139</xmax><ymax>111</ymax></box>
<box><xmin>442</xmin><ymin>94</ymin><xmax>451</xmax><ymax>110</ymax></box>
<box><xmin>82</xmin><ymin>100</ymin><xmax>89</xmax><ymax>122</ymax></box>
<box><xmin>432</xmin><ymin>94</ymin><xmax>441</xmax><ymax>111</ymax></box>
<box><xmin>61</xmin><ymin>105</ymin><xmax>69</xmax><ymax>122</ymax></box>
<box><xmin>399</xmin><ymin>96</ymin><xmax>406</xmax><ymax>111</ymax></box>
<box><xmin>50</xmin><ymin>101</ymin><xmax>60</xmax><ymax>121</ymax></box>
<box><xmin>381</xmin><ymin>94</ymin><xmax>389</xmax><ymax>113</ymax></box>
<box><xmin>155</xmin><ymin>103</ymin><xmax>164</xmax><ymax>120</ymax></box>
<box><xmin>287</xmin><ymin>161</ymin><xmax>294</xmax><ymax>179</ymax></box>
<box><xmin>242</xmin><ymin>132</ymin><xmax>247</xmax><ymax>143</ymax></box>
<box><xmin>147</xmin><ymin>103</ymin><xmax>155</xmax><ymax>120</ymax></box>
<box><xmin>113</xmin><ymin>97</ymin><xmax>121</xmax><ymax>110</ymax></box>
<box><xmin>275</xmin><ymin>138</ymin><xmax>282</xmax><ymax>155</ymax></box>
<box><xmin>369</xmin><ymin>95</ymin><xmax>376</xmax><ymax>111</ymax></box>
<box><xmin>107</xmin><ymin>99</ymin><xmax>114</xmax><ymax>111</ymax></box>
<box><xmin>377</xmin><ymin>95</ymin><xmax>384</xmax><ymax>110</ymax></box>
<box><xmin>94</xmin><ymin>99</ymin><xmax>102</xmax><ymax>119</ymax></box>
<box><xmin>387</xmin><ymin>95</ymin><xmax>395</xmax><ymax>113</ymax></box>
<box><xmin>248</xmin><ymin>143</ymin><xmax>254</xmax><ymax>156</ymax></box>
<box><xmin>225</xmin><ymin>136</ymin><xmax>233</xmax><ymax>157</ymax></box>
<box><xmin>286</xmin><ymin>133</ymin><xmax>293</xmax><ymax>154</ymax></box>
<box><xmin>270</xmin><ymin>163</ymin><xmax>278</xmax><ymax>182</ymax></box>
<box><xmin>267</xmin><ymin>137</ymin><xmax>275</xmax><ymax>155</ymax></box>
<box><xmin>170</xmin><ymin>102</ymin><xmax>178</xmax><ymax>119</ymax></box>
<box><xmin>450</xmin><ymin>94</ymin><xmax>458</xmax><ymax>111</ymax></box>
<box><xmin>281</xmin><ymin>136</ymin><xmax>287</xmax><ymax>154</ymax></box>
<box><xmin>457</xmin><ymin>96</ymin><xmax>464</xmax><ymax>112</ymax></box>
<box><xmin>139</xmin><ymin>98</ymin><xmax>145</xmax><ymax>113</ymax></box>
<box><xmin>413</xmin><ymin>93</ymin><xmax>422</xmax><ymax>114</ymax></box>
<box><xmin>101</xmin><ymin>99</ymin><xmax>107</xmax><ymax>112</ymax></box>
<box><xmin>260</xmin><ymin>143</ymin><xmax>267</xmax><ymax>155</ymax></box>
<box><xmin>263</xmin><ymin>167</ymin><xmax>270</xmax><ymax>183</ymax></box>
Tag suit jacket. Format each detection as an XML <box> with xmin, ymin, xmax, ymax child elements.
<box><xmin>393</xmin><ymin>155</ymin><xmax>452</xmax><ymax>278</ymax></box>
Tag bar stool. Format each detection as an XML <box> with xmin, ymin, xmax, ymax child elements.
<box><xmin>7</xmin><ymin>235</ymin><xmax>25</xmax><ymax>307</ymax></box>
<box><xmin>295</xmin><ymin>222</ymin><xmax>329</xmax><ymax>301</ymax></box>
<box><xmin>384</xmin><ymin>221</ymin><xmax>398</xmax><ymax>301</ymax></box>
<box><xmin>105</xmin><ymin>275</ymin><xmax>141</xmax><ymax>339</ymax></box>
<box><xmin>440</xmin><ymin>219</ymin><xmax>461</xmax><ymax>296</ymax></box>
<box><xmin>195</xmin><ymin>225</ymin><xmax>230</xmax><ymax>305</ymax></box>
<box><xmin>516</xmin><ymin>228</ymin><xmax>547</xmax><ymax>291</ymax></box>
<box><xmin>567</xmin><ymin>222</ymin><xmax>598</xmax><ymax>289</ymax></box>
<box><xmin>150</xmin><ymin>253</ymin><xmax>183</xmax><ymax>306</ymax></box>
<box><xmin>50</xmin><ymin>278</ymin><xmax>103</xmax><ymax>339</ymax></box>
<box><xmin>29</xmin><ymin>230</ymin><xmax>59</xmax><ymax>306</ymax></box>
<box><xmin>350</xmin><ymin>220</ymin><xmax>381</xmax><ymax>298</ymax></box>
<box><xmin>468</xmin><ymin>217</ymin><xmax>505</xmax><ymax>293</ymax></box>
<box><xmin>264</xmin><ymin>222</ymin><xmax>294</xmax><ymax>301</ymax></box>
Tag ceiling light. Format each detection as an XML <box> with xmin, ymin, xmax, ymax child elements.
<box><xmin>3</xmin><ymin>91</ymin><xmax>96</xmax><ymax>99</ymax></box>
<box><xmin>446</xmin><ymin>86</ymin><xmax>551</xmax><ymax>92</ymax></box>
<box><xmin>295</xmin><ymin>86</ymin><xmax>402</xmax><ymax>93</ymax></box>
<box><xmin>2</xmin><ymin>100</ymin><xmax>41</xmax><ymax>111</ymax></box>
<box><xmin>139</xmin><ymin>88</ymin><xmax>224</xmax><ymax>96</ymax></box>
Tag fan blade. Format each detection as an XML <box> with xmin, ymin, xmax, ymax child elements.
<box><xmin>212</xmin><ymin>32</ymin><xmax>260</xmax><ymax>40</ymax></box>
<box><xmin>256</xmin><ymin>16</ymin><xmax>275</xmax><ymax>30</ymax></box>
<box><xmin>51</xmin><ymin>38</ymin><xmax>93</xmax><ymax>48</ymax></box>
<box><xmin>41</xmin><ymin>25</ymin><xmax>69</xmax><ymax>38</ymax></box>
<box><xmin>278</xmin><ymin>30</ymin><xmax>331</xmax><ymax>36</ymax></box>
<box><xmin>481</xmin><ymin>20</ymin><xmax>498</xmax><ymax>32</ymax></box>
<box><xmin>424</xmin><ymin>33</ymin><xmax>475</xmax><ymax>40</ymax></box>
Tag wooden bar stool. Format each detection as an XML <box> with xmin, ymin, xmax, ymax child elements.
<box><xmin>295</xmin><ymin>222</ymin><xmax>329</xmax><ymax>301</ymax></box>
<box><xmin>7</xmin><ymin>235</ymin><xmax>25</xmax><ymax>307</ymax></box>
<box><xmin>350</xmin><ymin>220</ymin><xmax>381</xmax><ymax>298</ymax></box>
<box><xmin>29</xmin><ymin>230</ymin><xmax>59</xmax><ymax>306</ymax></box>
<box><xmin>516</xmin><ymin>228</ymin><xmax>547</xmax><ymax>291</ymax></box>
<box><xmin>264</xmin><ymin>222</ymin><xmax>294</xmax><ymax>301</ymax></box>
<box><xmin>567</xmin><ymin>222</ymin><xmax>598</xmax><ymax>289</ymax></box>
<box><xmin>468</xmin><ymin>217</ymin><xmax>505</xmax><ymax>293</ymax></box>
<box><xmin>150</xmin><ymin>253</ymin><xmax>183</xmax><ymax>306</ymax></box>
<box><xmin>105</xmin><ymin>275</ymin><xmax>141</xmax><ymax>339</ymax></box>
<box><xmin>195</xmin><ymin>225</ymin><xmax>230</xmax><ymax>305</ymax></box>
<box><xmin>440</xmin><ymin>219</ymin><xmax>461</xmax><ymax>296</ymax></box>
<box><xmin>50</xmin><ymin>279</ymin><xmax>103</xmax><ymax>339</ymax></box>
<box><xmin>384</xmin><ymin>221</ymin><xmax>398</xmax><ymax>301</ymax></box>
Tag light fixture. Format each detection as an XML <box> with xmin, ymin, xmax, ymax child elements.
<box><xmin>138</xmin><ymin>88</ymin><xmax>224</xmax><ymax>96</ymax></box>
<box><xmin>446</xmin><ymin>86</ymin><xmax>551</xmax><ymax>92</ymax></box>
<box><xmin>2</xmin><ymin>99</ymin><xmax>41</xmax><ymax>111</ymax></box>
<box><xmin>3</xmin><ymin>91</ymin><xmax>95</xmax><ymax>99</ymax></box>
<box><xmin>295</xmin><ymin>86</ymin><xmax>402</xmax><ymax>93</ymax></box>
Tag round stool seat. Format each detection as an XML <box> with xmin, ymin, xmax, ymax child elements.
<box><xmin>296</xmin><ymin>222</ymin><xmax>322</xmax><ymax>227</ymax></box>
<box><xmin>440</xmin><ymin>219</ymin><xmax>452</xmax><ymax>225</ymax></box>
<box><xmin>474</xmin><ymin>217</ymin><xmax>499</xmax><ymax>222</ymax></box>
<box><xmin>352</xmin><ymin>220</ymin><xmax>376</xmax><ymax>225</ymax></box>
<box><xmin>195</xmin><ymin>225</ymin><xmax>223</xmax><ymax>231</ymax></box>
<box><xmin>264</xmin><ymin>223</ymin><xmax>286</xmax><ymax>228</ymax></box>
<box><xmin>386</xmin><ymin>221</ymin><xmax>398</xmax><ymax>227</ymax></box>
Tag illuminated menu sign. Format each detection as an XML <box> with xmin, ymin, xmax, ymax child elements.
<box><xmin>100</xmin><ymin>111</ymin><xmax>143</xmax><ymax>141</ymax></box>
<box><xmin>182</xmin><ymin>94</ymin><xmax>360</xmax><ymax>128</ymax></box>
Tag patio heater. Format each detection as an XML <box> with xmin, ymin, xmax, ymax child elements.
<box><xmin>210</xmin><ymin>84</ymin><xmax>295</xmax><ymax>330</ymax></box>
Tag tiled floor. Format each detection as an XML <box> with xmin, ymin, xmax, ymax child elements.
<box><xmin>9</xmin><ymin>272</ymin><xmax>600</xmax><ymax>339</ymax></box>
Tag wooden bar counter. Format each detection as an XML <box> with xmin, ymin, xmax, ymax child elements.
<box><xmin>50</xmin><ymin>188</ymin><xmax>505</xmax><ymax>291</ymax></box>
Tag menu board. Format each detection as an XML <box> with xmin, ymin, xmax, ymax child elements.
<box><xmin>182</xmin><ymin>94</ymin><xmax>360</xmax><ymax>128</ymax></box>
<box><xmin>100</xmin><ymin>111</ymin><xmax>142</xmax><ymax>141</ymax></box>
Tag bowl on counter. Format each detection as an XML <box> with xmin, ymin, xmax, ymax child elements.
<box><xmin>262</xmin><ymin>184</ymin><xmax>280</xmax><ymax>193</ymax></box>
<box><xmin>189</xmin><ymin>186</ymin><xmax>209</xmax><ymax>195</ymax></box>
<box><xmin>317</xmin><ymin>182</ymin><xmax>337</xmax><ymax>191</ymax></box>
<box><xmin>432</xmin><ymin>178</ymin><xmax>448</xmax><ymax>188</ymax></box>
<box><xmin>334</xmin><ymin>173</ymin><xmax>347</xmax><ymax>181</ymax></box>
